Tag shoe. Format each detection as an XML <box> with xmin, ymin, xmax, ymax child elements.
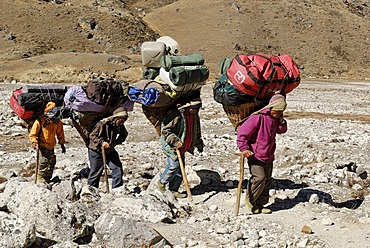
<box><xmin>246</xmin><ymin>198</ymin><xmax>261</xmax><ymax>214</ymax></box>
<box><xmin>251</xmin><ymin>208</ymin><xmax>261</xmax><ymax>214</ymax></box>
<box><xmin>173</xmin><ymin>191</ymin><xmax>187</xmax><ymax>199</ymax></box>
<box><xmin>260</xmin><ymin>207</ymin><xmax>272</xmax><ymax>214</ymax></box>
<box><xmin>157</xmin><ymin>180</ymin><xmax>166</xmax><ymax>193</ymax></box>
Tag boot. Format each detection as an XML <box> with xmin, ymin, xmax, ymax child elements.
<box><xmin>173</xmin><ymin>191</ymin><xmax>187</xmax><ymax>199</ymax></box>
<box><xmin>157</xmin><ymin>180</ymin><xmax>166</xmax><ymax>193</ymax></box>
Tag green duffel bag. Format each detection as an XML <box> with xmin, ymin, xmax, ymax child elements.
<box><xmin>160</xmin><ymin>53</ymin><xmax>205</xmax><ymax>71</ymax></box>
<box><xmin>169</xmin><ymin>65</ymin><xmax>209</xmax><ymax>86</ymax></box>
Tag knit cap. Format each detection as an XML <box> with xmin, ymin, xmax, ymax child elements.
<box><xmin>252</xmin><ymin>93</ymin><xmax>287</xmax><ymax>115</ymax></box>
<box><xmin>268</xmin><ymin>94</ymin><xmax>287</xmax><ymax>111</ymax></box>
<box><xmin>44</xmin><ymin>102</ymin><xmax>56</xmax><ymax>113</ymax></box>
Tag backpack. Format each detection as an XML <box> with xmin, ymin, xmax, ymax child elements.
<box><xmin>226</xmin><ymin>54</ymin><xmax>300</xmax><ymax>99</ymax></box>
<box><xmin>9</xmin><ymin>85</ymin><xmax>69</xmax><ymax>128</ymax></box>
<box><xmin>83</xmin><ymin>77</ymin><xmax>129</xmax><ymax>109</ymax></box>
<box><xmin>64</xmin><ymin>85</ymin><xmax>108</xmax><ymax>112</ymax></box>
<box><xmin>213</xmin><ymin>74</ymin><xmax>255</xmax><ymax>106</ymax></box>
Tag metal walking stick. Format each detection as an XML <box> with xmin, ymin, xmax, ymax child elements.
<box><xmin>34</xmin><ymin>146</ymin><xmax>40</xmax><ymax>184</ymax></box>
<box><xmin>175</xmin><ymin>148</ymin><xmax>193</xmax><ymax>202</ymax></box>
<box><xmin>235</xmin><ymin>153</ymin><xmax>245</xmax><ymax>216</ymax></box>
<box><xmin>101</xmin><ymin>148</ymin><xmax>110</xmax><ymax>193</ymax></box>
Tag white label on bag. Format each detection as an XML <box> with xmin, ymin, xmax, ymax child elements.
<box><xmin>234</xmin><ymin>70</ymin><xmax>245</xmax><ymax>84</ymax></box>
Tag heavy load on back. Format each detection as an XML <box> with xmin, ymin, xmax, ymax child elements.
<box><xmin>9</xmin><ymin>84</ymin><xmax>69</xmax><ymax>130</ymax></box>
<box><xmin>214</xmin><ymin>53</ymin><xmax>301</xmax><ymax>131</ymax></box>
<box><xmin>64</xmin><ymin>77</ymin><xmax>133</xmax><ymax>145</ymax></box>
<box><xmin>138</xmin><ymin>36</ymin><xmax>208</xmax><ymax>135</ymax></box>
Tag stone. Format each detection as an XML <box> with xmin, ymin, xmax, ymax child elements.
<box><xmin>301</xmin><ymin>225</ymin><xmax>313</xmax><ymax>234</ymax></box>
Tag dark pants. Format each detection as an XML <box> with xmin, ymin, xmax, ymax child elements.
<box><xmin>87</xmin><ymin>148</ymin><xmax>123</xmax><ymax>189</ymax></box>
<box><xmin>247</xmin><ymin>159</ymin><xmax>273</xmax><ymax>207</ymax></box>
<box><xmin>38</xmin><ymin>147</ymin><xmax>56</xmax><ymax>183</ymax></box>
<box><xmin>159</xmin><ymin>155</ymin><xmax>185</xmax><ymax>192</ymax></box>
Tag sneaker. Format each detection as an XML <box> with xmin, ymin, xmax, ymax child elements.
<box><xmin>260</xmin><ymin>207</ymin><xmax>272</xmax><ymax>214</ymax></box>
<box><xmin>173</xmin><ymin>191</ymin><xmax>187</xmax><ymax>199</ymax></box>
<box><xmin>251</xmin><ymin>208</ymin><xmax>261</xmax><ymax>214</ymax></box>
<box><xmin>246</xmin><ymin>198</ymin><xmax>261</xmax><ymax>214</ymax></box>
<box><xmin>157</xmin><ymin>180</ymin><xmax>166</xmax><ymax>193</ymax></box>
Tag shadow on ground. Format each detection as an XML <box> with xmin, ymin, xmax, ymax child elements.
<box><xmin>269</xmin><ymin>179</ymin><xmax>364</xmax><ymax>212</ymax></box>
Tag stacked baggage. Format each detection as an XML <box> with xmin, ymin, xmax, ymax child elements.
<box><xmin>9</xmin><ymin>84</ymin><xmax>69</xmax><ymax>131</ymax></box>
<box><xmin>214</xmin><ymin>53</ymin><xmax>301</xmax><ymax>131</ymax></box>
<box><xmin>64</xmin><ymin>77</ymin><xmax>133</xmax><ymax>146</ymax></box>
<box><xmin>132</xmin><ymin>36</ymin><xmax>209</xmax><ymax>136</ymax></box>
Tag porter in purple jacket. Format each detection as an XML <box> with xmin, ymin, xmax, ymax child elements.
<box><xmin>237</xmin><ymin>108</ymin><xmax>287</xmax><ymax>162</ymax></box>
<box><xmin>236</xmin><ymin>94</ymin><xmax>288</xmax><ymax>214</ymax></box>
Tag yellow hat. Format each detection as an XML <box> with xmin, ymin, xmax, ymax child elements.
<box><xmin>44</xmin><ymin>102</ymin><xmax>56</xmax><ymax>113</ymax></box>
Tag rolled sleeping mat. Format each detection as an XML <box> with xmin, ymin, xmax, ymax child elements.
<box><xmin>158</xmin><ymin>69</ymin><xmax>205</xmax><ymax>96</ymax></box>
<box><xmin>143</xmin><ymin>67</ymin><xmax>160</xmax><ymax>80</ymax></box>
<box><xmin>169</xmin><ymin>65</ymin><xmax>209</xmax><ymax>86</ymax></box>
<box><xmin>160</xmin><ymin>53</ymin><xmax>205</xmax><ymax>71</ymax></box>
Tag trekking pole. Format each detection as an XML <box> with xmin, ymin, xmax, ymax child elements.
<box><xmin>34</xmin><ymin>146</ymin><xmax>40</xmax><ymax>184</ymax></box>
<box><xmin>175</xmin><ymin>148</ymin><xmax>193</xmax><ymax>202</ymax></box>
<box><xmin>101</xmin><ymin>148</ymin><xmax>110</xmax><ymax>194</ymax></box>
<box><xmin>235</xmin><ymin>153</ymin><xmax>245</xmax><ymax>216</ymax></box>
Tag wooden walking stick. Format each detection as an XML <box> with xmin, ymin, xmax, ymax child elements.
<box><xmin>101</xmin><ymin>148</ymin><xmax>110</xmax><ymax>193</ymax></box>
<box><xmin>235</xmin><ymin>153</ymin><xmax>245</xmax><ymax>216</ymax></box>
<box><xmin>34</xmin><ymin>146</ymin><xmax>40</xmax><ymax>184</ymax></box>
<box><xmin>175</xmin><ymin>148</ymin><xmax>193</xmax><ymax>202</ymax></box>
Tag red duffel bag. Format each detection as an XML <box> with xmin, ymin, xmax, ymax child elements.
<box><xmin>226</xmin><ymin>54</ymin><xmax>300</xmax><ymax>99</ymax></box>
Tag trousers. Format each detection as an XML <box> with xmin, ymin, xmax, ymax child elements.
<box><xmin>87</xmin><ymin>148</ymin><xmax>123</xmax><ymax>189</ymax></box>
<box><xmin>159</xmin><ymin>155</ymin><xmax>185</xmax><ymax>192</ymax></box>
<box><xmin>37</xmin><ymin>147</ymin><xmax>56</xmax><ymax>183</ymax></box>
<box><xmin>246</xmin><ymin>159</ymin><xmax>273</xmax><ymax>206</ymax></box>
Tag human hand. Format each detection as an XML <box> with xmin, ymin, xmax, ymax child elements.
<box><xmin>278</xmin><ymin>113</ymin><xmax>285</xmax><ymax>123</ymax></box>
<box><xmin>61</xmin><ymin>144</ymin><xmax>66</xmax><ymax>154</ymax></box>
<box><xmin>102</xmin><ymin>141</ymin><xmax>110</xmax><ymax>149</ymax></box>
<box><xmin>242</xmin><ymin>150</ymin><xmax>254</xmax><ymax>158</ymax></box>
<box><xmin>175</xmin><ymin>141</ymin><xmax>183</xmax><ymax>149</ymax></box>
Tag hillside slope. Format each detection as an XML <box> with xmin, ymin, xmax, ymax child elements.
<box><xmin>0</xmin><ymin>0</ymin><xmax>369</xmax><ymax>83</ymax></box>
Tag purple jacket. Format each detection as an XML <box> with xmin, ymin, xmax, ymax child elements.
<box><xmin>236</xmin><ymin>109</ymin><xmax>287</xmax><ymax>162</ymax></box>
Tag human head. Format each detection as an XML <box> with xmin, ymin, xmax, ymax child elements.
<box><xmin>252</xmin><ymin>93</ymin><xmax>287</xmax><ymax>116</ymax></box>
<box><xmin>268</xmin><ymin>94</ymin><xmax>286</xmax><ymax>119</ymax></box>
<box><xmin>44</xmin><ymin>102</ymin><xmax>56</xmax><ymax>114</ymax></box>
<box><xmin>112</xmin><ymin>107</ymin><xmax>128</xmax><ymax>125</ymax></box>
<box><xmin>268</xmin><ymin>94</ymin><xmax>287</xmax><ymax>112</ymax></box>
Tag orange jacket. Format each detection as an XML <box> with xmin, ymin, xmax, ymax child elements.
<box><xmin>29</xmin><ymin>116</ymin><xmax>66</xmax><ymax>150</ymax></box>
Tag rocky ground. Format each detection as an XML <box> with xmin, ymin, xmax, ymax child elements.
<box><xmin>1</xmin><ymin>80</ymin><xmax>370</xmax><ymax>247</ymax></box>
<box><xmin>0</xmin><ymin>0</ymin><xmax>370</xmax><ymax>247</ymax></box>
